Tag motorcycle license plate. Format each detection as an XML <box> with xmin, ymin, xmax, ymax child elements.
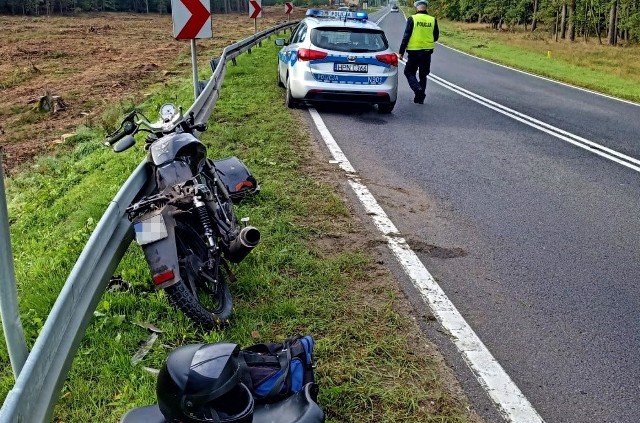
<box><xmin>134</xmin><ymin>214</ymin><xmax>168</xmax><ymax>245</ymax></box>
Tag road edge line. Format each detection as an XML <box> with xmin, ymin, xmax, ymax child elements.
<box><xmin>308</xmin><ymin>108</ymin><xmax>546</xmax><ymax>423</ymax></box>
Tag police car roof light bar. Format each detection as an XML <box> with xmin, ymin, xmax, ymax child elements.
<box><xmin>305</xmin><ymin>9</ymin><xmax>368</xmax><ymax>21</ymax></box>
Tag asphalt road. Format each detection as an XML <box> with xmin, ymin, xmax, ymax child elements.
<box><xmin>310</xmin><ymin>8</ymin><xmax>640</xmax><ymax>423</ymax></box>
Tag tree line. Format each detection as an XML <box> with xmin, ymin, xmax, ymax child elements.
<box><xmin>427</xmin><ymin>0</ymin><xmax>640</xmax><ymax>44</ymax></box>
<box><xmin>0</xmin><ymin>0</ymin><xmax>309</xmax><ymax>15</ymax></box>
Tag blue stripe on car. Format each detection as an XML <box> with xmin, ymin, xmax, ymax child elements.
<box><xmin>280</xmin><ymin>51</ymin><xmax>389</xmax><ymax>68</ymax></box>
<box><xmin>312</xmin><ymin>73</ymin><xmax>388</xmax><ymax>84</ymax></box>
<box><xmin>279</xmin><ymin>50</ymin><xmax>298</xmax><ymax>66</ymax></box>
<box><xmin>310</xmin><ymin>54</ymin><xmax>391</xmax><ymax>68</ymax></box>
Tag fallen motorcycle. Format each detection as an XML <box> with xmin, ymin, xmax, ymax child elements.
<box><xmin>105</xmin><ymin>104</ymin><xmax>260</xmax><ymax>329</ymax></box>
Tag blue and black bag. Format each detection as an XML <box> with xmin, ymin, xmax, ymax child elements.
<box><xmin>239</xmin><ymin>335</ymin><xmax>315</xmax><ymax>403</ymax></box>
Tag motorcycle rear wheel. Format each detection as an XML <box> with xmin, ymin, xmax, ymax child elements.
<box><xmin>165</xmin><ymin>222</ymin><xmax>233</xmax><ymax>329</ymax></box>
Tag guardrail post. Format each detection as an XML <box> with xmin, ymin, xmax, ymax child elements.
<box><xmin>0</xmin><ymin>153</ymin><xmax>29</xmax><ymax>379</ymax></box>
<box><xmin>210</xmin><ymin>57</ymin><xmax>220</xmax><ymax>73</ymax></box>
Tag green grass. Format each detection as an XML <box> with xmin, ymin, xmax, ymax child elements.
<box><xmin>436</xmin><ymin>19</ymin><xmax>640</xmax><ymax>103</ymax></box>
<box><xmin>0</xmin><ymin>68</ymin><xmax>37</xmax><ymax>90</ymax></box>
<box><xmin>1</xmin><ymin>43</ymin><xmax>478</xmax><ymax>422</ymax></box>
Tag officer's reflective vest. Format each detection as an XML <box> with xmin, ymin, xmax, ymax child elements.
<box><xmin>406</xmin><ymin>13</ymin><xmax>436</xmax><ymax>50</ymax></box>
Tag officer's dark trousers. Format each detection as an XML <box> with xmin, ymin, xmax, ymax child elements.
<box><xmin>404</xmin><ymin>49</ymin><xmax>433</xmax><ymax>94</ymax></box>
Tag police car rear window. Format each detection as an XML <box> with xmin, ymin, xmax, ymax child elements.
<box><xmin>310</xmin><ymin>28</ymin><xmax>388</xmax><ymax>53</ymax></box>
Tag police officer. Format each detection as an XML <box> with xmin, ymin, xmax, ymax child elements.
<box><xmin>398</xmin><ymin>0</ymin><xmax>439</xmax><ymax>104</ymax></box>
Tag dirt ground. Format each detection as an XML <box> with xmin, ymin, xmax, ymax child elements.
<box><xmin>0</xmin><ymin>8</ymin><xmax>307</xmax><ymax>175</ymax></box>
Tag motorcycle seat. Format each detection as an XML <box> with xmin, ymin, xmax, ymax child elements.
<box><xmin>120</xmin><ymin>383</ymin><xmax>325</xmax><ymax>423</ymax></box>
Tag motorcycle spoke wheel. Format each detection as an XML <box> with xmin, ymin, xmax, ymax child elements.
<box><xmin>166</xmin><ymin>221</ymin><xmax>233</xmax><ymax>329</ymax></box>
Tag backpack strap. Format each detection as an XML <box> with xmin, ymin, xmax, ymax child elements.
<box><xmin>240</xmin><ymin>354</ymin><xmax>281</xmax><ymax>366</ymax></box>
<box><xmin>237</xmin><ymin>353</ymin><xmax>254</xmax><ymax>393</ymax></box>
<box><xmin>262</xmin><ymin>347</ymin><xmax>292</xmax><ymax>398</ymax></box>
<box><xmin>289</xmin><ymin>342</ymin><xmax>306</xmax><ymax>359</ymax></box>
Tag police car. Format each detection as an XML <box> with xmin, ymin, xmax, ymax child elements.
<box><xmin>275</xmin><ymin>9</ymin><xmax>398</xmax><ymax>113</ymax></box>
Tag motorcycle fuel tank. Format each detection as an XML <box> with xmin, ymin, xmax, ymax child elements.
<box><xmin>150</xmin><ymin>132</ymin><xmax>206</xmax><ymax>166</ymax></box>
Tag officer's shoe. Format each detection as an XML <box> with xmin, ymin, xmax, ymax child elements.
<box><xmin>414</xmin><ymin>91</ymin><xmax>426</xmax><ymax>104</ymax></box>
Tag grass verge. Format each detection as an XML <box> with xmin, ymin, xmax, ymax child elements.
<box><xmin>401</xmin><ymin>10</ymin><xmax>640</xmax><ymax>103</ymax></box>
<box><xmin>1</xmin><ymin>41</ymin><xmax>481</xmax><ymax>422</ymax></box>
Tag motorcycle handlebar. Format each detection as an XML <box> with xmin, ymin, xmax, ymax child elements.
<box><xmin>104</xmin><ymin>130</ymin><xmax>127</xmax><ymax>146</ymax></box>
<box><xmin>105</xmin><ymin>110</ymin><xmax>206</xmax><ymax>148</ymax></box>
<box><xmin>104</xmin><ymin>119</ymin><xmax>136</xmax><ymax>147</ymax></box>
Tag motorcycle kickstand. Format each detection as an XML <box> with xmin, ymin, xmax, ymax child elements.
<box><xmin>221</xmin><ymin>260</ymin><xmax>237</xmax><ymax>283</ymax></box>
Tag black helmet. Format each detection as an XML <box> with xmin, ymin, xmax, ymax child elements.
<box><xmin>157</xmin><ymin>343</ymin><xmax>254</xmax><ymax>423</ymax></box>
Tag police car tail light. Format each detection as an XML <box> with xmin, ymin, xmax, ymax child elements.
<box><xmin>376</xmin><ymin>53</ymin><xmax>398</xmax><ymax>67</ymax></box>
<box><xmin>298</xmin><ymin>48</ymin><xmax>328</xmax><ymax>61</ymax></box>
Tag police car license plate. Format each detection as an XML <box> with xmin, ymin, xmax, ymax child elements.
<box><xmin>334</xmin><ymin>63</ymin><xmax>368</xmax><ymax>73</ymax></box>
<box><xmin>134</xmin><ymin>214</ymin><xmax>168</xmax><ymax>246</ymax></box>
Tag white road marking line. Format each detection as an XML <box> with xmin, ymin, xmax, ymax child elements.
<box><xmin>383</xmin><ymin>10</ymin><xmax>638</xmax><ymax>107</ymax></box>
<box><xmin>374</xmin><ymin>8</ymin><xmax>391</xmax><ymax>24</ymax></box>
<box><xmin>436</xmin><ymin>43</ymin><xmax>640</xmax><ymax>108</ymax></box>
<box><xmin>398</xmin><ymin>58</ymin><xmax>640</xmax><ymax>173</ymax></box>
<box><xmin>308</xmin><ymin>108</ymin><xmax>546</xmax><ymax>423</ymax></box>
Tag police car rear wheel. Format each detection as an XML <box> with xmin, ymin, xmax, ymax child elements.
<box><xmin>377</xmin><ymin>102</ymin><xmax>395</xmax><ymax>114</ymax></box>
<box><xmin>285</xmin><ymin>75</ymin><xmax>298</xmax><ymax>109</ymax></box>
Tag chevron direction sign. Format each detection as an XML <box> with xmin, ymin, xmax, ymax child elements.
<box><xmin>172</xmin><ymin>0</ymin><xmax>212</xmax><ymax>40</ymax></box>
<box><xmin>249</xmin><ymin>0</ymin><xmax>263</xmax><ymax>19</ymax></box>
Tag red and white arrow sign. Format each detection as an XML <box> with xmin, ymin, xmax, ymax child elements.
<box><xmin>172</xmin><ymin>0</ymin><xmax>212</xmax><ymax>40</ymax></box>
<box><xmin>249</xmin><ymin>0</ymin><xmax>263</xmax><ymax>19</ymax></box>
<box><xmin>284</xmin><ymin>2</ymin><xmax>293</xmax><ymax>14</ymax></box>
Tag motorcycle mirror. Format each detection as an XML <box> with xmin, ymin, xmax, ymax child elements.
<box><xmin>113</xmin><ymin>135</ymin><xmax>136</xmax><ymax>153</ymax></box>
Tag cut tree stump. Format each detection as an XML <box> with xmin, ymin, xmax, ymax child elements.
<box><xmin>34</xmin><ymin>91</ymin><xmax>69</xmax><ymax>113</ymax></box>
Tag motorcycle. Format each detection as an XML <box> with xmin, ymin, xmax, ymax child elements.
<box><xmin>105</xmin><ymin>104</ymin><xmax>260</xmax><ymax>329</ymax></box>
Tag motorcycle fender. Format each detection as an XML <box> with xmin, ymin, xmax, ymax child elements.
<box><xmin>134</xmin><ymin>207</ymin><xmax>181</xmax><ymax>289</ymax></box>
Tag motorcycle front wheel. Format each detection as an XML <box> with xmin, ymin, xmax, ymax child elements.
<box><xmin>165</xmin><ymin>221</ymin><xmax>233</xmax><ymax>329</ymax></box>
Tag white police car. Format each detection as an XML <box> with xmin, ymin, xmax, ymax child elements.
<box><xmin>275</xmin><ymin>9</ymin><xmax>398</xmax><ymax>113</ymax></box>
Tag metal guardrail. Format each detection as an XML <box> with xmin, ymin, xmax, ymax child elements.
<box><xmin>0</xmin><ymin>20</ymin><xmax>298</xmax><ymax>423</ymax></box>
<box><xmin>190</xmin><ymin>21</ymin><xmax>295</xmax><ymax>124</ymax></box>
<box><xmin>0</xmin><ymin>158</ymin><xmax>29</xmax><ymax>380</ymax></box>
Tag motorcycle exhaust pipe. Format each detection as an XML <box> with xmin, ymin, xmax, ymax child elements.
<box><xmin>225</xmin><ymin>226</ymin><xmax>261</xmax><ymax>263</ymax></box>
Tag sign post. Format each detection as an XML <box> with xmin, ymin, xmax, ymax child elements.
<box><xmin>171</xmin><ymin>0</ymin><xmax>213</xmax><ymax>100</ymax></box>
<box><xmin>284</xmin><ymin>2</ymin><xmax>293</xmax><ymax>21</ymax></box>
<box><xmin>249</xmin><ymin>0</ymin><xmax>263</xmax><ymax>33</ymax></box>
